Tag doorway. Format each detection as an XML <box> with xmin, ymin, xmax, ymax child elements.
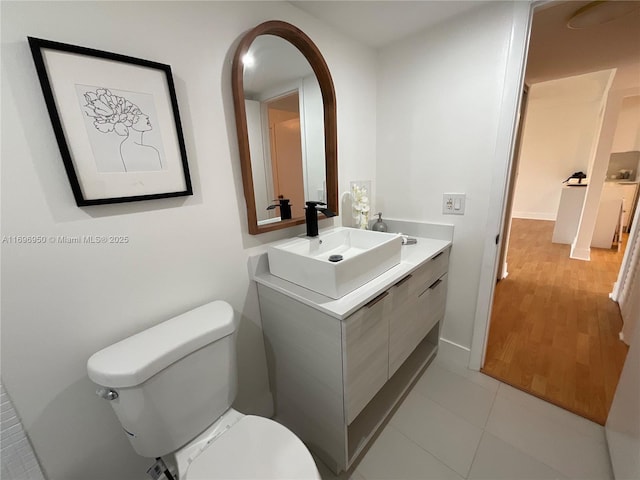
<box><xmin>266</xmin><ymin>92</ymin><xmax>305</xmax><ymax>219</ymax></box>
<box><xmin>482</xmin><ymin>217</ymin><xmax>629</xmax><ymax>424</ymax></box>
<box><xmin>480</xmin><ymin>1</ymin><xmax>639</xmax><ymax>424</ymax></box>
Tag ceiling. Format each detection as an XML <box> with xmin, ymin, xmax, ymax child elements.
<box><xmin>290</xmin><ymin>0</ymin><xmax>640</xmax><ymax>89</ymax></box>
<box><xmin>526</xmin><ymin>1</ymin><xmax>640</xmax><ymax>89</ymax></box>
<box><xmin>290</xmin><ymin>0</ymin><xmax>486</xmax><ymax>48</ymax></box>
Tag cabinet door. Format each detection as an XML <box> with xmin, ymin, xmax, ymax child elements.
<box><xmin>388</xmin><ymin>274</ymin><xmax>418</xmax><ymax>376</ymax></box>
<box><xmin>343</xmin><ymin>291</ymin><xmax>391</xmax><ymax>424</ymax></box>
<box><xmin>416</xmin><ymin>273</ymin><xmax>448</xmax><ymax>340</ymax></box>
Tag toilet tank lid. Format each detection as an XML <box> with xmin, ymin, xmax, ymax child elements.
<box><xmin>87</xmin><ymin>301</ymin><xmax>235</xmax><ymax>388</ymax></box>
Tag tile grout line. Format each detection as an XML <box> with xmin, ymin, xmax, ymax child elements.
<box><xmin>465</xmin><ymin>429</ymin><xmax>490</xmax><ymax>480</ymax></box>
<box><xmin>476</xmin><ymin>430</ymin><xmax>571</xmax><ymax>480</ymax></box>
<box><xmin>430</xmin><ymin>364</ymin><xmax>607</xmax><ymax>477</ymax></box>
<box><xmin>485</xmin><ymin>385</ymin><xmax>604</xmax><ymax>479</ymax></box>
<box><xmin>495</xmin><ymin>383</ymin><xmax>609</xmax><ymax>443</ymax></box>
<box><xmin>464</xmin><ymin>380</ymin><xmax>500</xmax><ymax>479</ymax></box>
<box><xmin>417</xmin><ymin>364</ymin><xmax>499</xmax><ymax>429</ymax></box>
<box><xmin>434</xmin><ymin>361</ymin><xmax>502</xmax><ymax>396</ymax></box>
<box><xmin>388</xmin><ymin>423</ymin><xmax>466</xmax><ymax>480</ymax></box>
<box><xmin>484</xmin><ymin>380</ymin><xmax>500</xmax><ymax>428</ymax></box>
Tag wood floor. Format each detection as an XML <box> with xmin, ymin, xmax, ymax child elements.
<box><xmin>482</xmin><ymin>219</ymin><xmax>629</xmax><ymax>425</ymax></box>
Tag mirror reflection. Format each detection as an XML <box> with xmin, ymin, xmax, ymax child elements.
<box><xmin>242</xmin><ymin>35</ymin><xmax>326</xmax><ymax>225</ymax></box>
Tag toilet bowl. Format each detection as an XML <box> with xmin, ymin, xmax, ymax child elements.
<box><xmin>170</xmin><ymin>409</ymin><xmax>320</xmax><ymax>480</ymax></box>
<box><xmin>87</xmin><ymin>301</ymin><xmax>320</xmax><ymax>480</ymax></box>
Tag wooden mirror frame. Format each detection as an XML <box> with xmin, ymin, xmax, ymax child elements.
<box><xmin>232</xmin><ymin>20</ymin><xmax>338</xmax><ymax>235</ymax></box>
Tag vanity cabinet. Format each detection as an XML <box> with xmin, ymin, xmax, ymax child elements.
<box><xmin>257</xmin><ymin>245</ymin><xmax>450</xmax><ymax>474</ymax></box>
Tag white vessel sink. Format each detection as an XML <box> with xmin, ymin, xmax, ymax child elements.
<box><xmin>267</xmin><ymin>227</ymin><xmax>402</xmax><ymax>299</ymax></box>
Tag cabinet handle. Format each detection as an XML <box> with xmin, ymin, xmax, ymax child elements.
<box><xmin>432</xmin><ymin>251</ymin><xmax>444</xmax><ymax>260</ymax></box>
<box><xmin>429</xmin><ymin>278</ymin><xmax>443</xmax><ymax>290</ymax></box>
<box><xmin>394</xmin><ymin>274</ymin><xmax>413</xmax><ymax>287</ymax></box>
<box><xmin>365</xmin><ymin>291</ymin><xmax>389</xmax><ymax>308</ymax></box>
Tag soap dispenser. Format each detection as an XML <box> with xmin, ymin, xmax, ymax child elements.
<box><xmin>371</xmin><ymin>212</ymin><xmax>388</xmax><ymax>232</ymax></box>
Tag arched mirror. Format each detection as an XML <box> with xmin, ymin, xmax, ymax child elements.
<box><xmin>232</xmin><ymin>21</ymin><xmax>337</xmax><ymax>234</ymax></box>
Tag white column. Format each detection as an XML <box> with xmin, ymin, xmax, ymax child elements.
<box><xmin>570</xmin><ymin>71</ymin><xmax>619</xmax><ymax>260</ymax></box>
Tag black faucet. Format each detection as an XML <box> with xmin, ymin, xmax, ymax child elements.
<box><xmin>305</xmin><ymin>201</ymin><xmax>336</xmax><ymax>237</ymax></box>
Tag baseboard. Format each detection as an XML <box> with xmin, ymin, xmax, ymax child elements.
<box><xmin>512</xmin><ymin>212</ymin><xmax>557</xmax><ymax>221</ymax></box>
<box><xmin>438</xmin><ymin>338</ymin><xmax>471</xmax><ymax>369</ymax></box>
<box><xmin>500</xmin><ymin>261</ymin><xmax>509</xmax><ymax>280</ymax></box>
<box><xmin>570</xmin><ymin>243</ymin><xmax>591</xmax><ymax>261</ymax></box>
<box><xmin>610</xmin><ymin>282</ymin><xmax>619</xmax><ymax>301</ymax></box>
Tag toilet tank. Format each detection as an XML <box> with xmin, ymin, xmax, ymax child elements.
<box><xmin>87</xmin><ymin>301</ymin><xmax>237</xmax><ymax>458</ymax></box>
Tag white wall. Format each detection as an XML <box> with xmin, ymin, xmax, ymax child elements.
<box><xmin>0</xmin><ymin>2</ymin><xmax>377</xmax><ymax>479</ymax></box>
<box><xmin>612</xmin><ymin>95</ymin><xmax>640</xmax><ymax>153</ymax></box>
<box><xmin>512</xmin><ymin>71</ymin><xmax>615</xmax><ymax>221</ymax></box>
<box><xmin>376</xmin><ymin>1</ymin><xmax>530</xmax><ymax>350</ymax></box>
<box><xmin>617</xmin><ymin>197</ymin><xmax>640</xmax><ymax>344</ymax></box>
<box><xmin>606</xmin><ymin>311</ymin><xmax>640</xmax><ymax>480</ymax></box>
<box><xmin>606</xmin><ymin>176</ymin><xmax>640</xmax><ymax>479</ymax></box>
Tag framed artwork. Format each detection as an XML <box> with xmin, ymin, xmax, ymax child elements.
<box><xmin>28</xmin><ymin>37</ymin><xmax>192</xmax><ymax>206</ymax></box>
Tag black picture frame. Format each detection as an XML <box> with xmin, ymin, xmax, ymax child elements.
<box><xmin>28</xmin><ymin>37</ymin><xmax>192</xmax><ymax>206</ymax></box>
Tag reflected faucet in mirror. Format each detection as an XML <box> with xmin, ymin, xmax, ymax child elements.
<box><xmin>267</xmin><ymin>196</ymin><xmax>292</xmax><ymax>220</ymax></box>
<box><xmin>305</xmin><ymin>201</ymin><xmax>336</xmax><ymax>237</ymax></box>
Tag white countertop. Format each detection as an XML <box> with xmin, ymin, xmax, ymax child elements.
<box><xmin>252</xmin><ymin>235</ymin><xmax>452</xmax><ymax>320</ymax></box>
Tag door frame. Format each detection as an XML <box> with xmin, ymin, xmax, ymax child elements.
<box><xmin>469</xmin><ymin>1</ymin><xmax>640</xmax><ymax>370</ymax></box>
<box><xmin>468</xmin><ymin>1</ymin><xmax>534</xmax><ymax>370</ymax></box>
<box><xmin>496</xmin><ymin>85</ymin><xmax>530</xmax><ymax>281</ymax></box>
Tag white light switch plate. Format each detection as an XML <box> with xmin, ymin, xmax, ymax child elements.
<box><xmin>443</xmin><ymin>193</ymin><xmax>466</xmax><ymax>215</ymax></box>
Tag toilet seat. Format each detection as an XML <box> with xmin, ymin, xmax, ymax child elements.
<box><xmin>184</xmin><ymin>415</ymin><xmax>321</xmax><ymax>480</ymax></box>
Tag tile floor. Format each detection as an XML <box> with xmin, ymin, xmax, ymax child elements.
<box><xmin>316</xmin><ymin>345</ymin><xmax>614</xmax><ymax>480</ymax></box>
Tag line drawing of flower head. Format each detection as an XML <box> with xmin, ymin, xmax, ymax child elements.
<box><xmin>81</xmin><ymin>87</ymin><xmax>162</xmax><ymax>172</ymax></box>
<box><xmin>82</xmin><ymin>88</ymin><xmax>149</xmax><ymax>136</ymax></box>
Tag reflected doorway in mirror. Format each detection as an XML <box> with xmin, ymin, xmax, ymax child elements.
<box><xmin>266</xmin><ymin>92</ymin><xmax>305</xmax><ymax>219</ymax></box>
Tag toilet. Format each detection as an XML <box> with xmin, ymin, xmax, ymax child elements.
<box><xmin>87</xmin><ymin>301</ymin><xmax>321</xmax><ymax>480</ymax></box>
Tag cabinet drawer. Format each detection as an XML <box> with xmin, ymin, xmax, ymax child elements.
<box><xmin>412</xmin><ymin>248</ymin><xmax>450</xmax><ymax>294</ymax></box>
<box><xmin>416</xmin><ymin>273</ymin><xmax>447</xmax><ymax>340</ymax></box>
<box><xmin>343</xmin><ymin>291</ymin><xmax>391</xmax><ymax>424</ymax></box>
